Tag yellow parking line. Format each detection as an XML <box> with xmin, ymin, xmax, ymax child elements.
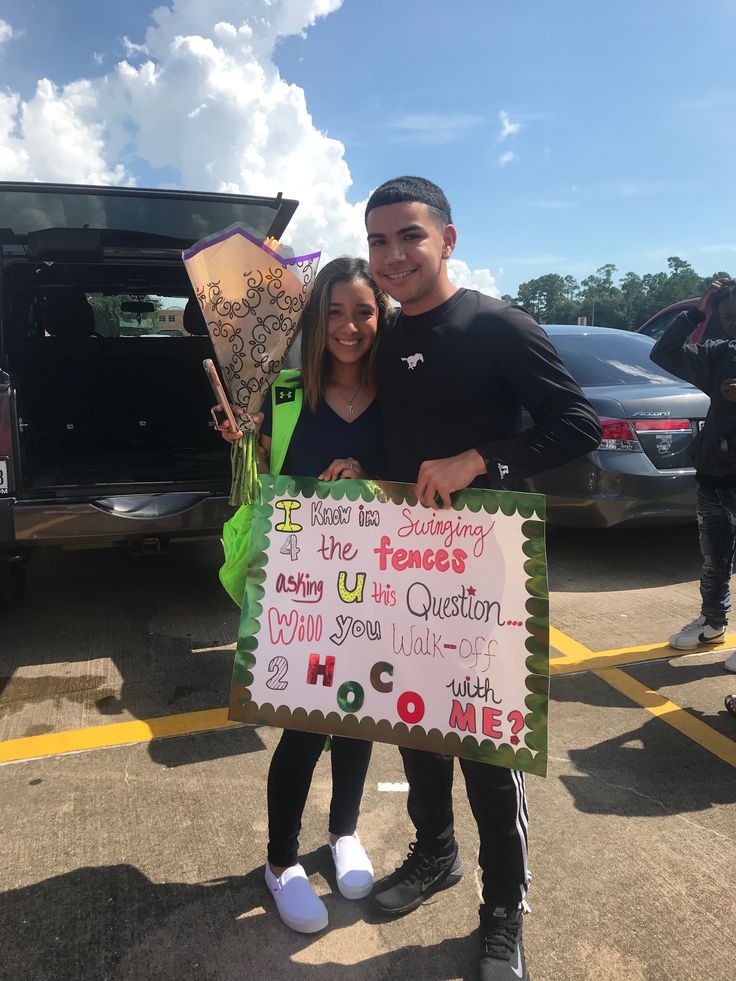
<box><xmin>551</xmin><ymin>627</ymin><xmax>735</xmax><ymax>768</ymax></box>
<box><xmin>594</xmin><ymin>633</ymin><xmax>736</xmax><ymax>658</ymax></box>
<box><xmin>596</xmin><ymin>667</ymin><xmax>736</xmax><ymax>768</ymax></box>
<box><xmin>2</xmin><ymin>628</ymin><xmax>733</xmax><ymax>766</ymax></box>
<box><xmin>0</xmin><ymin>708</ymin><xmax>236</xmax><ymax>765</ymax></box>
<box><xmin>550</xmin><ymin>626</ymin><xmax>736</xmax><ymax>675</ymax></box>
<box><xmin>549</xmin><ymin>626</ymin><xmax>594</xmax><ymax>673</ymax></box>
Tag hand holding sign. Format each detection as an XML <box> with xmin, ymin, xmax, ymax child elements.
<box><xmin>230</xmin><ymin>476</ymin><xmax>549</xmax><ymax>777</ymax></box>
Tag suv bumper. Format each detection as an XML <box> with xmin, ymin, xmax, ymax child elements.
<box><xmin>10</xmin><ymin>493</ymin><xmax>234</xmax><ymax>548</ymax></box>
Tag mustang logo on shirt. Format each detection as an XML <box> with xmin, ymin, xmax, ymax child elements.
<box><xmin>401</xmin><ymin>353</ymin><xmax>424</xmax><ymax>370</ymax></box>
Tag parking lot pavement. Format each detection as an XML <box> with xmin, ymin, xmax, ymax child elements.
<box><xmin>1</xmin><ymin>530</ymin><xmax>735</xmax><ymax>981</ymax></box>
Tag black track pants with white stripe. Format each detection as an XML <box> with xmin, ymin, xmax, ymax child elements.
<box><xmin>399</xmin><ymin>748</ymin><xmax>530</xmax><ymax>908</ymax></box>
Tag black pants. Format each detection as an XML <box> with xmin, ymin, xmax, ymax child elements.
<box><xmin>267</xmin><ymin>729</ymin><xmax>373</xmax><ymax>867</ymax></box>
<box><xmin>400</xmin><ymin>747</ymin><xmax>530</xmax><ymax>908</ymax></box>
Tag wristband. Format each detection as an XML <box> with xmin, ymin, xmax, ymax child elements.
<box><xmin>686</xmin><ymin>307</ymin><xmax>706</xmax><ymax>325</ymax></box>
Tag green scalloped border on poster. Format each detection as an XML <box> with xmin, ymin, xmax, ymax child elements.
<box><xmin>229</xmin><ymin>475</ymin><xmax>550</xmax><ymax>777</ymax></box>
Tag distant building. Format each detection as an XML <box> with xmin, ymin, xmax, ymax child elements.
<box><xmin>157</xmin><ymin>306</ymin><xmax>185</xmax><ymax>331</ymax></box>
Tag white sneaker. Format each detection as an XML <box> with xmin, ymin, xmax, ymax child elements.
<box><xmin>668</xmin><ymin>615</ymin><xmax>726</xmax><ymax>650</ymax></box>
<box><xmin>724</xmin><ymin>651</ymin><xmax>736</xmax><ymax>673</ymax></box>
<box><xmin>328</xmin><ymin>833</ymin><xmax>374</xmax><ymax>900</ymax></box>
<box><xmin>264</xmin><ymin>862</ymin><xmax>328</xmax><ymax>933</ymax></box>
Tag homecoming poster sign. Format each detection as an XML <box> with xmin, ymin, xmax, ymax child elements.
<box><xmin>229</xmin><ymin>475</ymin><xmax>549</xmax><ymax>776</ymax></box>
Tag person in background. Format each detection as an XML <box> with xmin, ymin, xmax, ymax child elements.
<box><xmin>651</xmin><ymin>279</ymin><xmax>736</xmax><ymax>673</ymax></box>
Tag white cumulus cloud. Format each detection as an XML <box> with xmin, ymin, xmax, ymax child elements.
<box><xmin>121</xmin><ymin>36</ymin><xmax>149</xmax><ymax>58</ymax></box>
<box><xmin>0</xmin><ymin>0</ymin><xmax>497</xmax><ymax>292</ymax></box>
<box><xmin>499</xmin><ymin>150</ymin><xmax>517</xmax><ymax>166</ymax></box>
<box><xmin>0</xmin><ymin>19</ymin><xmax>13</xmax><ymax>46</ymax></box>
<box><xmin>447</xmin><ymin>259</ymin><xmax>499</xmax><ymax>296</ymax></box>
<box><xmin>498</xmin><ymin>109</ymin><xmax>521</xmax><ymax>141</ymax></box>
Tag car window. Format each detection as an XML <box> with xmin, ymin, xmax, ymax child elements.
<box><xmin>638</xmin><ymin>310</ymin><xmax>682</xmax><ymax>340</ymax></box>
<box><xmin>0</xmin><ymin>187</ymin><xmax>289</xmax><ymax>247</ymax></box>
<box><xmin>550</xmin><ymin>332</ymin><xmax>681</xmax><ymax>387</ymax></box>
<box><xmin>86</xmin><ymin>295</ymin><xmax>189</xmax><ymax>337</ymax></box>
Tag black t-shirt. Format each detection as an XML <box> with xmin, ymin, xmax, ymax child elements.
<box><xmin>262</xmin><ymin>395</ymin><xmax>383</xmax><ymax>479</ymax></box>
<box><xmin>375</xmin><ymin>289</ymin><xmax>601</xmax><ymax>487</ymax></box>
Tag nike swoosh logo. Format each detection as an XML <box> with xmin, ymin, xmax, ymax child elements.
<box><xmin>511</xmin><ymin>946</ymin><xmax>523</xmax><ymax>979</ymax></box>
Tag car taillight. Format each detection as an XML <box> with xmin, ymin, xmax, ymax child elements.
<box><xmin>631</xmin><ymin>419</ymin><xmax>691</xmax><ymax>433</ymax></box>
<box><xmin>598</xmin><ymin>417</ymin><xmax>642</xmax><ymax>452</ymax></box>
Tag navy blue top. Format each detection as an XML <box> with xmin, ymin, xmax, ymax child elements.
<box><xmin>262</xmin><ymin>395</ymin><xmax>383</xmax><ymax>479</ymax></box>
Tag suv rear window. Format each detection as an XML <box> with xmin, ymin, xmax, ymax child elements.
<box><xmin>0</xmin><ymin>185</ymin><xmax>294</xmax><ymax>248</ymax></box>
<box><xmin>85</xmin><ymin>295</ymin><xmax>189</xmax><ymax>338</ymax></box>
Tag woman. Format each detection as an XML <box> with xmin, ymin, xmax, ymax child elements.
<box><xmin>218</xmin><ymin>257</ymin><xmax>392</xmax><ymax>934</ymax></box>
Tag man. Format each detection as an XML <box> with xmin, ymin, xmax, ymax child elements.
<box><xmin>365</xmin><ymin>176</ymin><xmax>602</xmax><ymax>981</ymax></box>
<box><xmin>650</xmin><ymin>279</ymin><xmax>736</xmax><ymax>677</ymax></box>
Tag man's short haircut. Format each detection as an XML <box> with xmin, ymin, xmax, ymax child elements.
<box><xmin>365</xmin><ymin>176</ymin><xmax>452</xmax><ymax>227</ymax></box>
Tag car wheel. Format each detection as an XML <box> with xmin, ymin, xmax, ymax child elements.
<box><xmin>0</xmin><ymin>561</ymin><xmax>26</xmax><ymax>611</ymax></box>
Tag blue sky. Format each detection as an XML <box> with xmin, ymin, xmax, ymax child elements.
<box><xmin>1</xmin><ymin>0</ymin><xmax>735</xmax><ymax>296</ymax></box>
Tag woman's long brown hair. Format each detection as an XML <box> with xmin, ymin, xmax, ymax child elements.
<box><xmin>298</xmin><ymin>256</ymin><xmax>393</xmax><ymax>412</ymax></box>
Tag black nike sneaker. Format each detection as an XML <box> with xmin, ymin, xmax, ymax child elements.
<box><xmin>372</xmin><ymin>841</ymin><xmax>463</xmax><ymax>915</ymax></box>
<box><xmin>478</xmin><ymin>904</ymin><xmax>529</xmax><ymax>980</ymax></box>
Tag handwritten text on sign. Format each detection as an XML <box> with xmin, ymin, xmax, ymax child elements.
<box><xmin>230</xmin><ymin>478</ymin><xmax>549</xmax><ymax>776</ymax></box>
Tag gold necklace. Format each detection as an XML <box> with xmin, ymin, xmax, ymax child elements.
<box><xmin>331</xmin><ymin>381</ymin><xmax>362</xmax><ymax>416</ymax></box>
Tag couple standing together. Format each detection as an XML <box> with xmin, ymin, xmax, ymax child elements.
<box><xmin>221</xmin><ymin>176</ymin><xmax>601</xmax><ymax>981</ymax></box>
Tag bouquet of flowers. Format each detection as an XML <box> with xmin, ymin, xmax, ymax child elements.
<box><xmin>183</xmin><ymin>224</ymin><xmax>320</xmax><ymax>505</ymax></box>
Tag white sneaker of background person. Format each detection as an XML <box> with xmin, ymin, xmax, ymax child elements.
<box><xmin>328</xmin><ymin>832</ymin><xmax>374</xmax><ymax>900</ymax></box>
<box><xmin>264</xmin><ymin>863</ymin><xmax>328</xmax><ymax>934</ymax></box>
<box><xmin>668</xmin><ymin>615</ymin><xmax>726</xmax><ymax>651</ymax></box>
<box><xmin>724</xmin><ymin>651</ymin><xmax>736</xmax><ymax>673</ymax></box>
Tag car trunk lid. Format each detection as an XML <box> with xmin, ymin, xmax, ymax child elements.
<box><xmin>591</xmin><ymin>383</ymin><xmax>710</xmax><ymax>470</ymax></box>
<box><xmin>0</xmin><ymin>182</ymin><xmax>298</xmax><ymax>252</ymax></box>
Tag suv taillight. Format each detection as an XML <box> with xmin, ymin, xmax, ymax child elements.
<box><xmin>598</xmin><ymin>417</ymin><xmax>643</xmax><ymax>452</ymax></box>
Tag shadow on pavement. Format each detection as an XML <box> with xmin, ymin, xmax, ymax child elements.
<box><xmin>546</xmin><ymin>524</ymin><xmax>702</xmax><ymax>593</ymax></box>
<box><xmin>147</xmin><ymin>724</ymin><xmax>266</xmax><ymax>768</ymax></box>
<box><xmin>0</xmin><ymin>543</ymin><xmax>252</xmax><ymax>769</ymax></box>
<box><xmin>560</xmin><ymin>717</ymin><xmax>736</xmax><ymax>816</ymax></box>
<box><xmin>553</xmin><ymin>674</ymin><xmax>736</xmax><ymax>817</ymax></box>
<box><xmin>553</xmin><ymin>657</ymin><xmax>736</xmax><ymax>736</ymax></box>
<box><xmin>0</xmin><ymin>853</ymin><xmax>478</xmax><ymax>981</ymax></box>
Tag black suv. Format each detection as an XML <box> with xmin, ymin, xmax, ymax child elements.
<box><xmin>0</xmin><ymin>181</ymin><xmax>298</xmax><ymax>608</ymax></box>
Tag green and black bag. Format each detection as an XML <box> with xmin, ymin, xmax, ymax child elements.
<box><xmin>219</xmin><ymin>369</ymin><xmax>303</xmax><ymax>606</ymax></box>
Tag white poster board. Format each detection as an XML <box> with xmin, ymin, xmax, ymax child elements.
<box><xmin>230</xmin><ymin>476</ymin><xmax>549</xmax><ymax>776</ymax></box>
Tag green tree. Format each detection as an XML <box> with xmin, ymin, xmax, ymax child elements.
<box><xmin>580</xmin><ymin>265</ymin><xmax>627</xmax><ymax>328</ymax></box>
<box><xmin>619</xmin><ymin>272</ymin><xmax>646</xmax><ymax>328</ymax></box>
<box><xmin>507</xmin><ymin>262</ymin><xmax>733</xmax><ymax>329</ymax></box>
<box><xmin>88</xmin><ymin>294</ymin><xmax>162</xmax><ymax>336</ymax></box>
<box><xmin>665</xmin><ymin>256</ymin><xmax>702</xmax><ymax>303</ymax></box>
<box><xmin>517</xmin><ymin>273</ymin><xmax>582</xmax><ymax>323</ymax></box>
